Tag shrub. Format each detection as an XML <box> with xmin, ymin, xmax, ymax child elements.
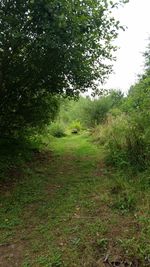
<box><xmin>92</xmin><ymin>113</ymin><xmax>150</xmax><ymax>170</ymax></box>
<box><xmin>92</xmin><ymin>114</ymin><xmax>129</xmax><ymax>145</ymax></box>
<box><xmin>0</xmin><ymin>93</ymin><xmax>59</xmax><ymax>139</ymax></box>
<box><xmin>112</xmin><ymin>192</ymin><xmax>136</xmax><ymax>213</ymax></box>
<box><xmin>58</xmin><ymin>91</ymin><xmax>124</xmax><ymax>129</ymax></box>
<box><xmin>49</xmin><ymin>123</ymin><xmax>66</xmax><ymax>138</ymax></box>
<box><xmin>69</xmin><ymin>120</ymin><xmax>82</xmax><ymax>134</ymax></box>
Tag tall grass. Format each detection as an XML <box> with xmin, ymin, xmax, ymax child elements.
<box><xmin>92</xmin><ymin>113</ymin><xmax>150</xmax><ymax>171</ymax></box>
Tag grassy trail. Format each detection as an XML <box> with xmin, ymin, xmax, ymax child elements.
<box><xmin>0</xmin><ymin>134</ymin><xmax>149</xmax><ymax>267</ymax></box>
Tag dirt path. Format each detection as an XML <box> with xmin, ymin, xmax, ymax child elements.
<box><xmin>0</xmin><ymin>135</ymin><xmax>148</xmax><ymax>267</ymax></box>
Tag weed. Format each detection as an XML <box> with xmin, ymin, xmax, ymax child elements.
<box><xmin>0</xmin><ymin>230</ymin><xmax>15</xmax><ymax>243</ymax></box>
<box><xmin>112</xmin><ymin>192</ymin><xmax>136</xmax><ymax>213</ymax></box>
<box><xmin>31</xmin><ymin>240</ymin><xmax>43</xmax><ymax>253</ymax></box>
<box><xmin>118</xmin><ymin>237</ymin><xmax>150</xmax><ymax>262</ymax></box>
<box><xmin>36</xmin><ymin>253</ymin><xmax>62</xmax><ymax>267</ymax></box>
<box><xmin>22</xmin><ymin>260</ymin><xmax>31</xmax><ymax>267</ymax></box>
<box><xmin>96</xmin><ymin>238</ymin><xmax>109</xmax><ymax>251</ymax></box>
<box><xmin>71</xmin><ymin>237</ymin><xmax>81</xmax><ymax>246</ymax></box>
<box><xmin>109</xmin><ymin>174</ymin><xmax>127</xmax><ymax>195</ymax></box>
<box><xmin>88</xmin><ymin>220</ymin><xmax>108</xmax><ymax>236</ymax></box>
<box><xmin>118</xmin><ymin>237</ymin><xmax>136</xmax><ymax>255</ymax></box>
<box><xmin>49</xmin><ymin>123</ymin><xmax>66</xmax><ymax>138</ymax></box>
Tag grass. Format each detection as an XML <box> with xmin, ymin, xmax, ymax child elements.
<box><xmin>0</xmin><ymin>133</ymin><xmax>150</xmax><ymax>266</ymax></box>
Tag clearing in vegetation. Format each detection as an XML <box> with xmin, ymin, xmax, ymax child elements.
<box><xmin>0</xmin><ymin>134</ymin><xmax>149</xmax><ymax>267</ymax></box>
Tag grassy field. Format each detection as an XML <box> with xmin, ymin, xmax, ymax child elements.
<box><xmin>0</xmin><ymin>134</ymin><xmax>149</xmax><ymax>267</ymax></box>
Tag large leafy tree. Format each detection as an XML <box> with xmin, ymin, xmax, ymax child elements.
<box><xmin>0</xmin><ymin>0</ymin><xmax>127</xmax><ymax>136</ymax></box>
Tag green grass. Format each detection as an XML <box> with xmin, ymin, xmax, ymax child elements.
<box><xmin>0</xmin><ymin>133</ymin><xmax>149</xmax><ymax>266</ymax></box>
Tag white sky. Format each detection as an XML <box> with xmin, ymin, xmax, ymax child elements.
<box><xmin>104</xmin><ymin>0</ymin><xmax>150</xmax><ymax>93</ymax></box>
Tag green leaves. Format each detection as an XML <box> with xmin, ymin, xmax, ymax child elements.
<box><xmin>0</xmin><ymin>0</ymin><xmax>126</xmax><ymax>137</ymax></box>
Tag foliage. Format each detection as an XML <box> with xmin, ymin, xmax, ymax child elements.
<box><xmin>80</xmin><ymin>90</ymin><xmax>124</xmax><ymax>127</ymax></box>
<box><xmin>112</xmin><ymin>192</ymin><xmax>136</xmax><ymax>213</ymax></box>
<box><xmin>0</xmin><ymin>136</ymin><xmax>38</xmax><ymax>181</ymax></box>
<box><xmin>92</xmin><ymin>41</ymin><xmax>150</xmax><ymax>170</ymax></box>
<box><xmin>49</xmin><ymin>122</ymin><xmax>66</xmax><ymax>138</ymax></box>
<box><xmin>36</xmin><ymin>253</ymin><xmax>62</xmax><ymax>267</ymax></box>
<box><xmin>0</xmin><ymin>125</ymin><xmax>56</xmax><ymax>181</ymax></box>
<box><xmin>58</xmin><ymin>90</ymin><xmax>124</xmax><ymax>129</ymax></box>
<box><xmin>81</xmin><ymin>96</ymin><xmax>113</xmax><ymax>127</ymax></box>
<box><xmin>58</xmin><ymin>97</ymin><xmax>91</xmax><ymax>126</ymax></box>
<box><xmin>93</xmin><ymin>113</ymin><xmax>150</xmax><ymax>170</ymax></box>
<box><xmin>69</xmin><ymin>120</ymin><xmax>82</xmax><ymax>133</ymax></box>
<box><xmin>0</xmin><ymin>0</ymin><xmax>126</xmax><ymax>137</ymax></box>
<box><xmin>143</xmin><ymin>38</ymin><xmax>150</xmax><ymax>75</ymax></box>
<box><xmin>0</xmin><ymin>94</ymin><xmax>59</xmax><ymax>138</ymax></box>
<box><xmin>122</xmin><ymin>58</ymin><xmax>150</xmax><ymax>168</ymax></box>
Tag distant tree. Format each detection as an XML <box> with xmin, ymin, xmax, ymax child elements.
<box><xmin>127</xmin><ymin>40</ymin><xmax>150</xmax><ymax>115</ymax></box>
<box><xmin>108</xmin><ymin>89</ymin><xmax>124</xmax><ymax>107</ymax></box>
<box><xmin>144</xmin><ymin>38</ymin><xmax>150</xmax><ymax>75</ymax></box>
<box><xmin>58</xmin><ymin>89</ymin><xmax>124</xmax><ymax>128</ymax></box>
<box><xmin>0</xmin><ymin>0</ymin><xmax>127</xmax><ymax>137</ymax></box>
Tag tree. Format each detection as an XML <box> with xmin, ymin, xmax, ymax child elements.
<box><xmin>0</xmin><ymin>0</ymin><xmax>127</xmax><ymax>137</ymax></box>
<box><xmin>144</xmin><ymin>38</ymin><xmax>150</xmax><ymax>75</ymax></box>
<box><xmin>119</xmin><ymin>40</ymin><xmax>150</xmax><ymax>168</ymax></box>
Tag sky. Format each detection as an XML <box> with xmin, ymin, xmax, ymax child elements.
<box><xmin>104</xmin><ymin>0</ymin><xmax>150</xmax><ymax>93</ymax></box>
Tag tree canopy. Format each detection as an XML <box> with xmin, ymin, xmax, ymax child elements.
<box><xmin>0</xmin><ymin>0</ymin><xmax>127</xmax><ymax>136</ymax></box>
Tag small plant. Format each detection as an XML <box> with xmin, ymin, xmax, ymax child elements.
<box><xmin>49</xmin><ymin>123</ymin><xmax>66</xmax><ymax>138</ymax></box>
<box><xmin>22</xmin><ymin>260</ymin><xmax>31</xmax><ymax>267</ymax></box>
<box><xmin>88</xmin><ymin>220</ymin><xmax>108</xmax><ymax>235</ymax></box>
<box><xmin>118</xmin><ymin>237</ymin><xmax>150</xmax><ymax>260</ymax></box>
<box><xmin>36</xmin><ymin>253</ymin><xmax>62</xmax><ymax>267</ymax></box>
<box><xmin>112</xmin><ymin>192</ymin><xmax>136</xmax><ymax>213</ymax></box>
<box><xmin>96</xmin><ymin>238</ymin><xmax>109</xmax><ymax>251</ymax></box>
<box><xmin>109</xmin><ymin>174</ymin><xmax>129</xmax><ymax>195</ymax></box>
<box><xmin>71</xmin><ymin>237</ymin><xmax>81</xmax><ymax>246</ymax></box>
<box><xmin>51</xmin><ymin>253</ymin><xmax>62</xmax><ymax>267</ymax></box>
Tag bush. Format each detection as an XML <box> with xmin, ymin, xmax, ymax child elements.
<box><xmin>0</xmin><ymin>93</ymin><xmax>59</xmax><ymax>139</ymax></box>
<box><xmin>92</xmin><ymin>113</ymin><xmax>150</xmax><ymax>170</ymax></box>
<box><xmin>92</xmin><ymin>114</ymin><xmax>128</xmax><ymax>145</ymax></box>
<box><xmin>78</xmin><ymin>91</ymin><xmax>123</xmax><ymax>128</ymax></box>
<box><xmin>69</xmin><ymin>120</ymin><xmax>82</xmax><ymax>134</ymax></box>
<box><xmin>49</xmin><ymin>123</ymin><xmax>66</xmax><ymax>138</ymax></box>
<box><xmin>112</xmin><ymin>192</ymin><xmax>136</xmax><ymax>213</ymax></box>
<box><xmin>58</xmin><ymin>91</ymin><xmax>124</xmax><ymax>129</ymax></box>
